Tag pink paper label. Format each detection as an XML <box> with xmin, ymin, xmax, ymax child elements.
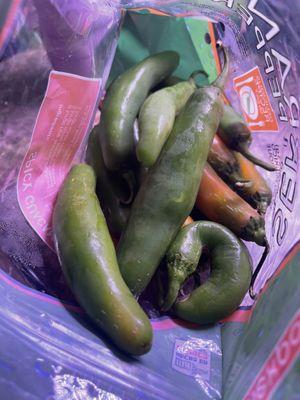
<box><xmin>17</xmin><ymin>71</ymin><xmax>101</xmax><ymax>250</ymax></box>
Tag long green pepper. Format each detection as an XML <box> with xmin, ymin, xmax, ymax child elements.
<box><xmin>117</xmin><ymin>48</ymin><xmax>230</xmax><ymax>295</ymax></box>
<box><xmin>97</xmin><ymin>51</ymin><xmax>179</xmax><ymax>171</ymax></box>
<box><xmin>53</xmin><ymin>165</ymin><xmax>152</xmax><ymax>355</ymax></box>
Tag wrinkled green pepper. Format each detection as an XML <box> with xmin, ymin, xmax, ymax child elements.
<box><xmin>117</xmin><ymin>47</ymin><xmax>229</xmax><ymax>295</ymax></box>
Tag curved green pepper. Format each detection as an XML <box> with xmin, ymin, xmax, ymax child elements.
<box><xmin>218</xmin><ymin>104</ymin><xmax>277</xmax><ymax>172</ymax></box>
<box><xmin>53</xmin><ymin>164</ymin><xmax>153</xmax><ymax>355</ymax></box>
<box><xmin>98</xmin><ymin>51</ymin><xmax>180</xmax><ymax>170</ymax></box>
<box><xmin>136</xmin><ymin>75</ymin><xmax>197</xmax><ymax>167</ymax></box>
<box><xmin>164</xmin><ymin>221</ymin><xmax>252</xmax><ymax>324</ymax></box>
<box><xmin>117</xmin><ymin>47</ymin><xmax>229</xmax><ymax>295</ymax></box>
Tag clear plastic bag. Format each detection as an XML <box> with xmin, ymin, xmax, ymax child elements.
<box><xmin>0</xmin><ymin>1</ymin><xmax>299</xmax><ymax>399</ymax></box>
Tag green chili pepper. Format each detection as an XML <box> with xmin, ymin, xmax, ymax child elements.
<box><xmin>98</xmin><ymin>51</ymin><xmax>180</xmax><ymax>171</ymax></box>
<box><xmin>117</xmin><ymin>47</ymin><xmax>229</xmax><ymax>295</ymax></box>
<box><xmin>53</xmin><ymin>164</ymin><xmax>153</xmax><ymax>355</ymax></box>
<box><xmin>86</xmin><ymin>128</ymin><xmax>130</xmax><ymax>236</ymax></box>
<box><xmin>218</xmin><ymin>104</ymin><xmax>277</xmax><ymax>171</ymax></box>
<box><xmin>136</xmin><ymin>73</ymin><xmax>199</xmax><ymax>167</ymax></box>
<box><xmin>164</xmin><ymin>221</ymin><xmax>252</xmax><ymax>324</ymax></box>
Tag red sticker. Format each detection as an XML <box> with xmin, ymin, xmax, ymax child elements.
<box><xmin>233</xmin><ymin>66</ymin><xmax>279</xmax><ymax>132</ymax></box>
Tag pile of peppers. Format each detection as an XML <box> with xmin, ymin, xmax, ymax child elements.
<box><xmin>53</xmin><ymin>47</ymin><xmax>276</xmax><ymax>356</ymax></box>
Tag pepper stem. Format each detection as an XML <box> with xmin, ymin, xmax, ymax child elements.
<box><xmin>211</xmin><ymin>44</ymin><xmax>229</xmax><ymax>90</ymax></box>
<box><xmin>249</xmin><ymin>240</ymin><xmax>270</xmax><ymax>299</ymax></box>
<box><xmin>237</xmin><ymin>144</ymin><xmax>278</xmax><ymax>172</ymax></box>
<box><xmin>162</xmin><ymin>255</ymin><xmax>198</xmax><ymax>312</ymax></box>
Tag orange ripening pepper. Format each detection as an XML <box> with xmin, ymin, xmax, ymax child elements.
<box><xmin>196</xmin><ymin>163</ymin><xmax>267</xmax><ymax>246</ymax></box>
<box><xmin>208</xmin><ymin>134</ymin><xmax>250</xmax><ymax>187</ymax></box>
<box><xmin>234</xmin><ymin>152</ymin><xmax>272</xmax><ymax>215</ymax></box>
